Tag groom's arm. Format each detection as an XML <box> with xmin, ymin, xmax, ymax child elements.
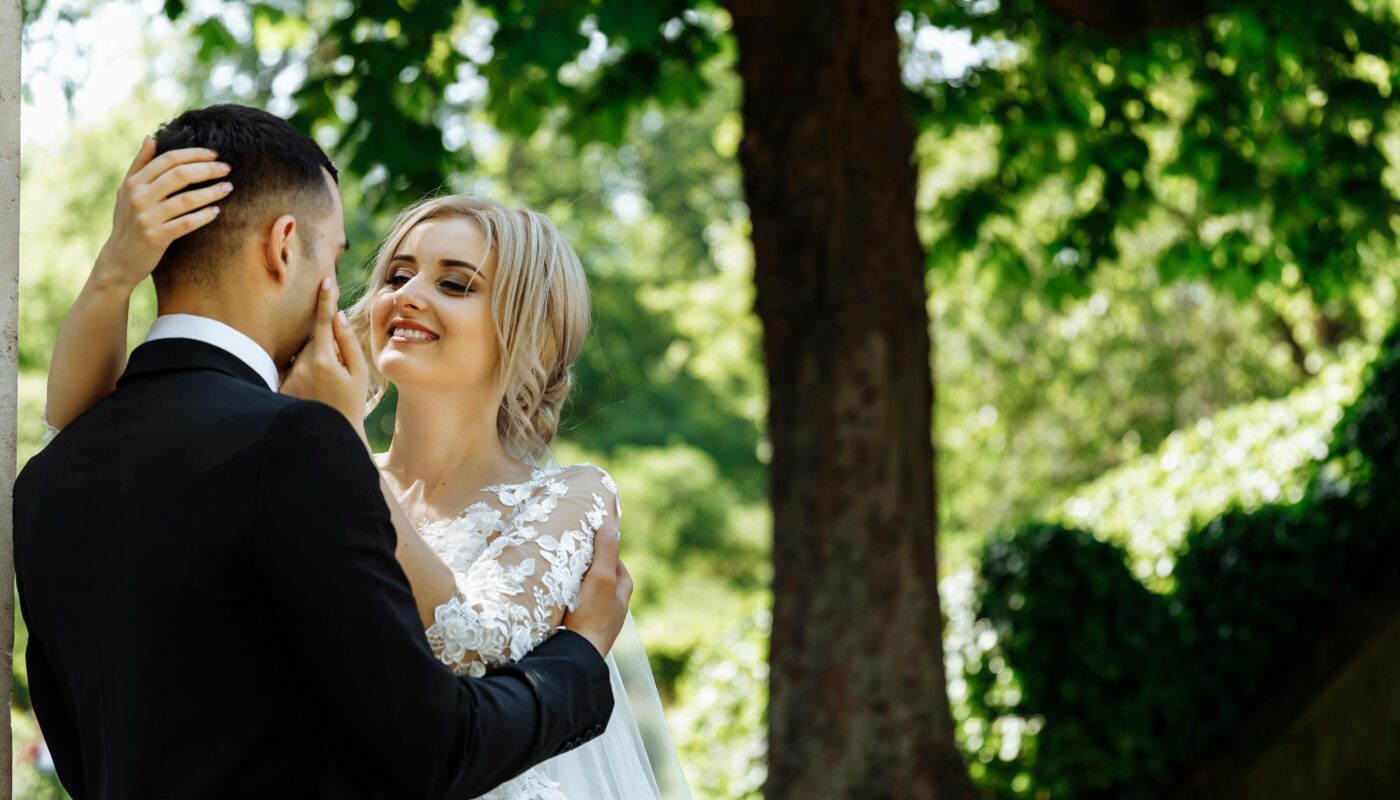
<box><xmin>17</xmin><ymin>606</ymin><xmax>89</xmax><ymax>799</ymax></box>
<box><xmin>253</xmin><ymin>401</ymin><xmax>613</xmax><ymax>799</ymax></box>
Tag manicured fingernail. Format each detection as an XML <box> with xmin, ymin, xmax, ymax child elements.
<box><xmin>323</xmin><ymin>277</ymin><xmax>334</xmax><ymax>290</ymax></box>
<box><xmin>215</xmin><ymin>162</ymin><xmax>230</xmax><ymax>171</ymax></box>
<box><xmin>210</xmin><ymin>206</ymin><xmax>220</xmax><ymax>216</ymax></box>
<box><xmin>338</xmin><ymin>311</ymin><xmax>348</xmax><ymax>324</ymax></box>
<box><xmin>206</xmin><ymin>149</ymin><xmax>218</xmax><ymax>157</ymax></box>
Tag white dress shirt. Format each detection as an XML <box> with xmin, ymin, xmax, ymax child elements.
<box><xmin>146</xmin><ymin>314</ymin><xmax>281</xmax><ymax>392</ymax></box>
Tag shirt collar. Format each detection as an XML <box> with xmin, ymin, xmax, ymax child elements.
<box><xmin>146</xmin><ymin>314</ymin><xmax>280</xmax><ymax>392</ymax></box>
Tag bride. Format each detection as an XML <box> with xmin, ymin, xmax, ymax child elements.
<box><xmin>43</xmin><ymin>140</ymin><xmax>691</xmax><ymax>799</ymax></box>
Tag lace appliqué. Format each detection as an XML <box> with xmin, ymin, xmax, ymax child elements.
<box><xmin>478</xmin><ymin>771</ymin><xmax>569</xmax><ymax>800</ymax></box>
<box><xmin>423</xmin><ymin>464</ymin><xmax>618</xmax><ymax>679</ymax></box>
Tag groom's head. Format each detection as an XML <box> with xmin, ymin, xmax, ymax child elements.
<box><xmin>151</xmin><ymin>104</ymin><xmax>346</xmax><ymax>363</ymax></box>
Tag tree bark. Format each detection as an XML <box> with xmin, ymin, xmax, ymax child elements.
<box><xmin>724</xmin><ymin>1</ymin><xmax>975</xmax><ymax>797</ymax></box>
<box><xmin>0</xmin><ymin>1</ymin><xmax>19</xmax><ymax>796</ymax></box>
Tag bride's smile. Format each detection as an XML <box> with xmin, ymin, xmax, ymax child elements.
<box><xmin>388</xmin><ymin>319</ymin><xmax>439</xmax><ymax>343</ymax></box>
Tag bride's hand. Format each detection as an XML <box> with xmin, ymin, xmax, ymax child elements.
<box><xmin>93</xmin><ymin>137</ymin><xmax>232</xmax><ymax>291</ymax></box>
<box><xmin>281</xmin><ymin>278</ymin><xmax>371</xmax><ymax>443</ymax></box>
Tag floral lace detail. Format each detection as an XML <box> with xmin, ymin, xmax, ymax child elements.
<box><xmin>478</xmin><ymin>771</ymin><xmax>569</xmax><ymax>800</ymax></box>
<box><xmin>424</xmin><ymin>464</ymin><xmax>620</xmax><ymax>679</ymax></box>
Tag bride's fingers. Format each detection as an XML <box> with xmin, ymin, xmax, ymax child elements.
<box><xmin>615</xmin><ymin>560</ymin><xmax>633</xmax><ymax>603</ymax></box>
<box><xmin>123</xmin><ymin>136</ymin><xmax>157</xmax><ymax>180</ymax></box>
<box><xmin>310</xmin><ymin>278</ymin><xmax>341</xmax><ymax>361</ymax></box>
<box><xmin>330</xmin><ymin>310</ymin><xmax>365</xmax><ymax>376</ymax></box>
<box><xmin>142</xmin><ymin>159</ymin><xmax>231</xmax><ymax>204</ymax></box>
<box><xmin>153</xmin><ymin>181</ymin><xmax>232</xmax><ymax>223</ymax></box>
<box><xmin>157</xmin><ymin>205</ymin><xmax>221</xmax><ymax>241</ymax></box>
<box><xmin>592</xmin><ymin>520</ymin><xmax>620</xmax><ymax>574</ymax></box>
<box><xmin>129</xmin><ymin>146</ymin><xmax>220</xmax><ymax>193</ymax></box>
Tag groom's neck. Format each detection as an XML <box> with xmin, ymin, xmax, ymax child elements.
<box><xmin>156</xmin><ymin>287</ymin><xmax>281</xmax><ymax>363</ymax></box>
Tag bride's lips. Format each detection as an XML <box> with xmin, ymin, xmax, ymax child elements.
<box><xmin>388</xmin><ymin>318</ymin><xmax>439</xmax><ymax>344</ymax></box>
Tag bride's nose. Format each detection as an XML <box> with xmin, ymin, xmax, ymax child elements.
<box><xmin>394</xmin><ymin>275</ymin><xmax>428</xmax><ymax>311</ymax></box>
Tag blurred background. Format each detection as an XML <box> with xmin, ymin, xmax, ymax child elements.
<box><xmin>12</xmin><ymin>0</ymin><xmax>1400</xmax><ymax>798</ymax></box>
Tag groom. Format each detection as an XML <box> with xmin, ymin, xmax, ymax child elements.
<box><xmin>14</xmin><ymin>104</ymin><xmax>629</xmax><ymax>799</ymax></box>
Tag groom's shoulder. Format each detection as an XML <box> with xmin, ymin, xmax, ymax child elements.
<box><xmin>259</xmin><ymin>399</ymin><xmax>373</xmax><ymax>468</ymax></box>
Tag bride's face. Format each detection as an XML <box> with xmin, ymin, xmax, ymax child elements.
<box><xmin>368</xmin><ymin>217</ymin><xmax>500</xmax><ymax>395</ymax></box>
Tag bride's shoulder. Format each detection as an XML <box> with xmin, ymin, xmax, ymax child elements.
<box><xmin>537</xmin><ymin>462</ymin><xmax>620</xmax><ymax>508</ymax></box>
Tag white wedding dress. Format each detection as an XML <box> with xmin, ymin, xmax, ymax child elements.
<box><xmin>409</xmin><ymin>462</ymin><xmax>691</xmax><ymax>800</ymax></box>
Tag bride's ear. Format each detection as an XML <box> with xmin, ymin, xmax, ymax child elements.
<box><xmin>262</xmin><ymin>214</ymin><xmax>298</xmax><ymax>284</ymax></box>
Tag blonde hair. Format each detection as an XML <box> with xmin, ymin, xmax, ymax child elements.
<box><xmin>345</xmin><ymin>195</ymin><xmax>591</xmax><ymax>462</ymax></box>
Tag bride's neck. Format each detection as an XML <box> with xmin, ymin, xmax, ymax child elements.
<box><xmin>381</xmin><ymin>384</ymin><xmax>522</xmax><ymax>506</ymax></box>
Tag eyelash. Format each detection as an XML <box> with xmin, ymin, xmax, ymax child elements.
<box><xmin>385</xmin><ymin>271</ymin><xmax>473</xmax><ymax>295</ymax></box>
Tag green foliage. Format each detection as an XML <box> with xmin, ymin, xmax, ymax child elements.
<box><xmin>910</xmin><ymin>0</ymin><xmax>1400</xmax><ymax>302</ymax></box>
<box><xmin>1052</xmin><ymin>347</ymin><xmax>1370</xmax><ymax>589</ymax></box>
<box><xmin>959</xmin><ymin>322</ymin><xmax>1400</xmax><ymax>797</ymax></box>
<box><xmin>930</xmin><ymin>250</ymin><xmax>1311</xmax><ymax>572</ymax></box>
<box><xmin>968</xmin><ymin>525</ymin><xmax>1191</xmax><ymax>797</ymax></box>
<box><xmin>669</xmin><ymin>605</ymin><xmax>770</xmax><ymax>800</ymax></box>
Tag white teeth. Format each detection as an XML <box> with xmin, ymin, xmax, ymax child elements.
<box><xmin>392</xmin><ymin>327</ymin><xmax>436</xmax><ymax>341</ymax></box>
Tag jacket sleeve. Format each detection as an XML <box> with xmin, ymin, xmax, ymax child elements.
<box><xmin>252</xmin><ymin>401</ymin><xmax>613</xmax><ymax>799</ymax></box>
<box><xmin>19</xmin><ymin>607</ymin><xmax>89</xmax><ymax>799</ymax></box>
<box><xmin>14</xmin><ymin>468</ymin><xmax>90</xmax><ymax>799</ymax></box>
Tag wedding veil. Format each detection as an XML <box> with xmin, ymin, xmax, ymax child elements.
<box><xmin>538</xmin><ymin>613</ymin><xmax>693</xmax><ymax>798</ymax></box>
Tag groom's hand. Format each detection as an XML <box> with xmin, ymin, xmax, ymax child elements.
<box><xmin>281</xmin><ymin>277</ymin><xmax>370</xmax><ymax>441</ymax></box>
<box><xmin>562</xmin><ymin>519</ymin><xmax>633</xmax><ymax>658</ymax></box>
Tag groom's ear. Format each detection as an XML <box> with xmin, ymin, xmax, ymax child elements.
<box><xmin>263</xmin><ymin>214</ymin><xmax>298</xmax><ymax>285</ymax></box>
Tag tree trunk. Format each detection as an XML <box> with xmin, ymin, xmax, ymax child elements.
<box><xmin>724</xmin><ymin>1</ymin><xmax>975</xmax><ymax>797</ymax></box>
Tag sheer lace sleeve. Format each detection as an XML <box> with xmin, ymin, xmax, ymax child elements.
<box><xmin>425</xmin><ymin>465</ymin><xmax>620</xmax><ymax>678</ymax></box>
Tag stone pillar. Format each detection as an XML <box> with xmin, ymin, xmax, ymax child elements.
<box><xmin>0</xmin><ymin>0</ymin><xmax>19</xmax><ymax>796</ymax></box>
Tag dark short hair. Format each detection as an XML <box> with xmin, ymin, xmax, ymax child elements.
<box><xmin>152</xmin><ymin>104</ymin><xmax>339</xmax><ymax>292</ymax></box>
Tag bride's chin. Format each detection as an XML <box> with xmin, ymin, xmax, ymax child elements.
<box><xmin>376</xmin><ymin>355</ymin><xmax>421</xmax><ymax>383</ymax></box>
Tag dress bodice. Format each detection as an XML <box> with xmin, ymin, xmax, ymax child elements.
<box><xmin>412</xmin><ymin>462</ymin><xmax>620</xmax><ymax>678</ymax></box>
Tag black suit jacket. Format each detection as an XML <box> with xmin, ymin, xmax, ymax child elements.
<box><xmin>14</xmin><ymin>338</ymin><xmax>612</xmax><ymax>799</ymax></box>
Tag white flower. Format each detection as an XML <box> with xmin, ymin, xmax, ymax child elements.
<box><xmin>496</xmin><ymin>484</ymin><xmax>534</xmax><ymax>507</ymax></box>
<box><xmin>507</xmin><ymin>558</ymin><xmax>537</xmax><ymax>582</ymax></box>
<box><xmin>585</xmin><ymin>501</ymin><xmax>606</xmax><ymax>530</ymax></box>
<box><xmin>516</xmin><ymin>493</ymin><xmax>557</xmax><ymax>523</ymax></box>
<box><xmin>509</xmin><ymin>625</ymin><xmax>535</xmax><ymax>658</ymax></box>
<box><xmin>462</xmin><ymin>505</ymin><xmax>502</xmax><ymax>532</ymax></box>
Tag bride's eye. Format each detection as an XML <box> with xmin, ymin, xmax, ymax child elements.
<box><xmin>440</xmin><ymin>280</ymin><xmax>471</xmax><ymax>295</ymax></box>
<box><xmin>385</xmin><ymin>271</ymin><xmax>411</xmax><ymax>287</ymax></box>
